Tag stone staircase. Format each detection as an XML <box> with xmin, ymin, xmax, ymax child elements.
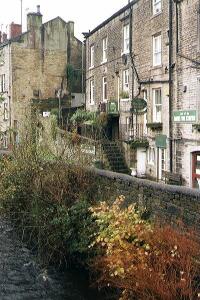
<box><xmin>101</xmin><ymin>141</ymin><xmax>130</xmax><ymax>174</ymax></box>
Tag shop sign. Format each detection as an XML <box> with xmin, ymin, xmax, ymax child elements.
<box><xmin>173</xmin><ymin>110</ymin><xmax>197</xmax><ymax>123</ymax></box>
<box><xmin>155</xmin><ymin>134</ymin><xmax>167</xmax><ymax>149</ymax></box>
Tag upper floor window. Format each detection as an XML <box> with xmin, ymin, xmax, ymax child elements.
<box><xmin>153</xmin><ymin>34</ymin><xmax>162</xmax><ymax>66</ymax></box>
<box><xmin>148</xmin><ymin>147</ymin><xmax>155</xmax><ymax>165</ymax></box>
<box><xmin>123</xmin><ymin>69</ymin><xmax>129</xmax><ymax>92</ymax></box>
<box><xmin>153</xmin><ymin>0</ymin><xmax>161</xmax><ymax>15</ymax></box>
<box><xmin>123</xmin><ymin>24</ymin><xmax>130</xmax><ymax>53</ymax></box>
<box><xmin>102</xmin><ymin>37</ymin><xmax>108</xmax><ymax>63</ymax></box>
<box><xmin>89</xmin><ymin>78</ymin><xmax>94</xmax><ymax>104</ymax></box>
<box><xmin>0</xmin><ymin>74</ymin><xmax>5</xmax><ymax>93</ymax></box>
<box><xmin>198</xmin><ymin>8</ymin><xmax>200</xmax><ymax>51</ymax></box>
<box><xmin>153</xmin><ymin>88</ymin><xmax>162</xmax><ymax>123</ymax></box>
<box><xmin>90</xmin><ymin>45</ymin><xmax>94</xmax><ymax>68</ymax></box>
<box><xmin>102</xmin><ymin>76</ymin><xmax>108</xmax><ymax>101</ymax></box>
<box><xmin>3</xmin><ymin>102</ymin><xmax>8</xmax><ymax>120</ymax></box>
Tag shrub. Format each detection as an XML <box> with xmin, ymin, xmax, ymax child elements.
<box><xmin>90</xmin><ymin>196</ymin><xmax>200</xmax><ymax>300</ymax></box>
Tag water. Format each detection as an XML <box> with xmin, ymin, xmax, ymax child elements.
<box><xmin>0</xmin><ymin>216</ymin><xmax>108</xmax><ymax>300</ymax></box>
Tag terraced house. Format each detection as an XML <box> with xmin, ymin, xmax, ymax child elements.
<box><xmin>0</xmin><ymin>5</ymin><xmax>83</xmax><ymax>149</ymax></box>
<box><xmin>84</xmin><ymin>0</ymin><xmax>200</xmax><ymax>188</ymax></box>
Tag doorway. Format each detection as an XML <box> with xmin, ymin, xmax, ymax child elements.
<box><xmin>192</xmin><ymin>152</ymin><xmax>200</xmax><ymax>188</ymax></box>
<box><xmin>137</xmin><ymin>148</ymin><xmax>146</xmax><ymax>177</ymax></box>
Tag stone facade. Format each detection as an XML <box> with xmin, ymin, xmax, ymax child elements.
<box><xmin>0</xmin><ymin>7</ymin><xmax>83</xmax><ymax>148</ymax></box>
<box><xmin>85</xmin><ymin>0</ymin><xmax>200</xmax><ymax>188</ymax></box>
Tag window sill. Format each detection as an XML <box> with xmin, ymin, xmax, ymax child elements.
<box><xmin>120</xmin><ymin>98</ymin><xmax>130</xmax><ymax>102</ymax></box>
<box><xmin>89</xmin><ymin>66</ymin><xmax>94</xmax><ymax>70</ymax></box>
<box><xmin>151</xmin><ymin>64</ymin><xmax>163</xmax><ymax>70</ymax></box>
<box><xmin>147</xmin><ymin>122</ymin><xmax>163</xmax><ymax>131</ymax></box>
<box><xmin>101</xmin><ymin>60</ymin><xmax>108</xmax><ymax>65</ymax></box>
<box><xmin>151</xmin><ymin>10</ymin><xmax>162</xmax><ymax>19</ymax></box>
<box><xmin>121</xmin><ymin>51</ymin><xmax>129</xmax><ymax>56</ymax></box>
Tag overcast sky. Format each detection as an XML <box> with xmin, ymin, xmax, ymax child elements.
<box><xmin>1</xmin><ymin>0</ymin><xmax>129</xmax><ymax>40</ymax></box>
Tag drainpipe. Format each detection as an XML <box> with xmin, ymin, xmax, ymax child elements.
<box><xmin>169</xmin><ymin>0</ymin><xmax>173</xmax><ymax>173</ymax></box>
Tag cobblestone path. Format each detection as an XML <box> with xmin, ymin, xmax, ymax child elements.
<box><xmin>0</xmin><ymin>216</ymin><xmax>86</xmax><ymax>300</ymax></box>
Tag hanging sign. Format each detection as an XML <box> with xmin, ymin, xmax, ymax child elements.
<box><xmin>131</xmin><ymin>98</ymin><xmax>147</xmax><ymax>114</ymax></box>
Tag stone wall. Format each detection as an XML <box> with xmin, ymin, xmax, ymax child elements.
<box><xmin>93</xmin><ymin>168</ymin><xmax>200</xmax><ymax>231</ymax></box>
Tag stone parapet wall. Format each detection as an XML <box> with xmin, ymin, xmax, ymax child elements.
<box><xmin>93</xmin><ymin>168</ymin><xmax>200</xmax><ymax>231</ymax></box>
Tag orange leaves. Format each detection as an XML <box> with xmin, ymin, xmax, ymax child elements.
<box><xmin>90</xmin><ymin>196</ymin><xmax>200</xmax><ymax>300</ymax></box>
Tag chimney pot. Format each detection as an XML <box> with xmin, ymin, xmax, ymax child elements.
<box><xmin>37</xmin><ymin>5</ymin><xmax>40</xmax><ymax>14</ymax></box>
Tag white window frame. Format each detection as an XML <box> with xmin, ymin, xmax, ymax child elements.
<box><xmin>102</xmin><ymin>76</ymin><xmax>108</xmax><ymax>102</ymax></box>
<box><xmin>153</xmin><ymin>88</ymin><xmax>162</xmax><ymax>123</ymax></box>
<box><xmin>3</xmin><ymin>102</ymin><xmax>8</xmax><ymax>120</ymax></box>
<box><xmin>123</xmin><ymin>24</ymin><xmax>130</xmax><ymax>54</ymax></box>
<box><xmin>123</xmin><ymin>69</ymin><xmax>129</xmax><ymax>93</ymax></box>
<box><xmin>153</xmin><ymin>34</ymin><xmax>162</xmax><ymax>66</ymax></box>
<box><xmin>0</xmin><ymin>74</ymin><xmax>5</xmax><ymax>93</ymax></box>
<box><xmin>89</xmin><ymin>78</ymin><xmax>94</xmax><ymax>105</ymax></box>
<box><xmin>148</xmin><ymin>147</ymin><xmax>155</xmax><ymax>165</ymax></box>
<box><xmin>102</xmin><ymin>37</ymin><xmax>108</xmax><ymax>63</ymax></box>
<box><xmin>153</xmin><ymin>0</ymin><xmax>161</xmax><ymax>15</ymax></box>
<box><xmin>90</xmin><ymin>45</ymin><xmax>94</xmax><ymax>68</ymax></box>
<box><xmin>3</xmin><ymin>132</ymin><xmax>8</xmax><ymax>149</ymax></box>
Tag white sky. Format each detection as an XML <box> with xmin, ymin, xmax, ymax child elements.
<box><xmin>1</xmin><ymin>0</ymin><xmax>129</xmax><ymax>40</ymax></box>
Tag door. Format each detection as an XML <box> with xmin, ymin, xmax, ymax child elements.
<box><xmin>192</xmin><ymin>152</ymin><xmax>200</xmax><ymax>188</ymax></box>
<box><xmin>137</xmin><ymin>148</ymin><xmax>146</xmax><ymax>177</ymax></box>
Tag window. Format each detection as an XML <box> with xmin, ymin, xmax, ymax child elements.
<box><xmin>143</xmin><ymin>90</ymin><xmax>148</xmax><ymax>135</ymax></box>
<box><xmin>123</xmin><ymin>24</ymin><xmax>130</xmax><ymax>53</ymax></box>
<box><xmin>153</xmin><ymin>0</ymin><xmax>161</xmax><ymax>15</ymax></box>
<box><xmin>3</xmin><ymin>132</ymin><xmax>8</xmax><ymax>149</ymax></box>
<box><xmin>0</xmin><ymin>74</ymin><xmax>5</xmax><ymax>92</ymax></box>
<box><xmin>153</xmin><ymin>34</ymin><xmax>162</xmax><ymax>66</ymax></box>
<box><xmin>102</xmin><ymin>37</ymin><xmax>108</xmax><ymax>62</ymax></box>
<box><xmin>123</xmin><ymin>69</ymin><xmax>129</xmax><ymax>92</ymax></box>
<box><xmin>102</xmin><ymin>77</ymin><xmax>107</xmax><ymax>101</ymax></box>
<box><xmin>198</xmin><ymin>8</ymin><xmax>200</xmax><ymax>51</ymax></box>
<box><xmin>148</xmin><ymin>147</ymin><xmax>155</xmax><ymax>165</ymax></box>
<box><xmin>3</xmin><ymin>103</ymin><xmax>8</xmax><ymax>120</ymax></box>
<box><xmin>153</xmin><ymin>88</ymin><xmax>162</xmax><ymax>122</ymax></box>
<box><xmin>89</xmin><ymin>78</ymin><xmax>94</xmax><ymax>104</ymax></box>
<box><xmin>90</xmin><ymin>45</ymin><xmax>94</xmax><ymax>68</ymax></box>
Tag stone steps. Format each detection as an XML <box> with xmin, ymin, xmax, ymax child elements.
<box><xmin>101</xmin><ymin>141</ymin><xmax>130</xmax><ymax>174</ymax></box>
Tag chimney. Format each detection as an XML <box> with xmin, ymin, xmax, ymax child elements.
<box><xmin>67</xmin><ymin>21</ymin><xmax>74</xmax><ymax>36</ymax></box>
<box><xmin>27</xmin><ymin>5</ymin><xmax>43</xmax><ymax>31</ymax></box>
<box><xmin>2</xmin><ymin>33</ymin><xmax>7</xmax><ymax>43</ymax></box>
<box><xmin>9</xmin><ymin>22</ymin><xmax>22</xmax><ymax>39</ymax></box>
<box><xmin>37</xmin><ymin>5</ymin><xmax>40</xmax><ymax>14</ymax></box>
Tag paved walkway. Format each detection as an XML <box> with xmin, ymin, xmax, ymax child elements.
<box><xmin>0</xmin><ymin>216</ymin><xmax>85</xmax><ymax>300</ymax></box>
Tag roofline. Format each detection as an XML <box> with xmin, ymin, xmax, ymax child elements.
<box><xmin>84</xmin><ymin>0</ymin><xmax>138</xmax><ymax>38</ymax></box>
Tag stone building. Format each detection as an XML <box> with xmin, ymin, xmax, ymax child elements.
<box><xmin>173</xmin><ymin>0</ymin><xmax>200</xmax><ymax>188</ymax></box>
<box><xmin>0</xmin><ymin>5</ymin><xmax>83</xmax><ymax>149</ymax></box>
<box><xmin>84</xmin><ymin>0</ymin><xmax>200</xmax><ymax>188</ymax></box>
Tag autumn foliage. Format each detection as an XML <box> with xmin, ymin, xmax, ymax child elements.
<box><xmin>90</xmin><ymin>196</ymin><xmax>200</xmax><ymax>300</ymax></box>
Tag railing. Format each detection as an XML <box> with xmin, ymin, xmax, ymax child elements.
<box><xmin>119</xmin><ymin>124</ymin><xmax>147</xmax><ymax>141</ymax></box>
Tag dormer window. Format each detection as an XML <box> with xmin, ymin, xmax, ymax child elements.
<box><xmin>153</xmin><ymin>0</ymin><xmax>161</xmax><ymax>15</ymax></box>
